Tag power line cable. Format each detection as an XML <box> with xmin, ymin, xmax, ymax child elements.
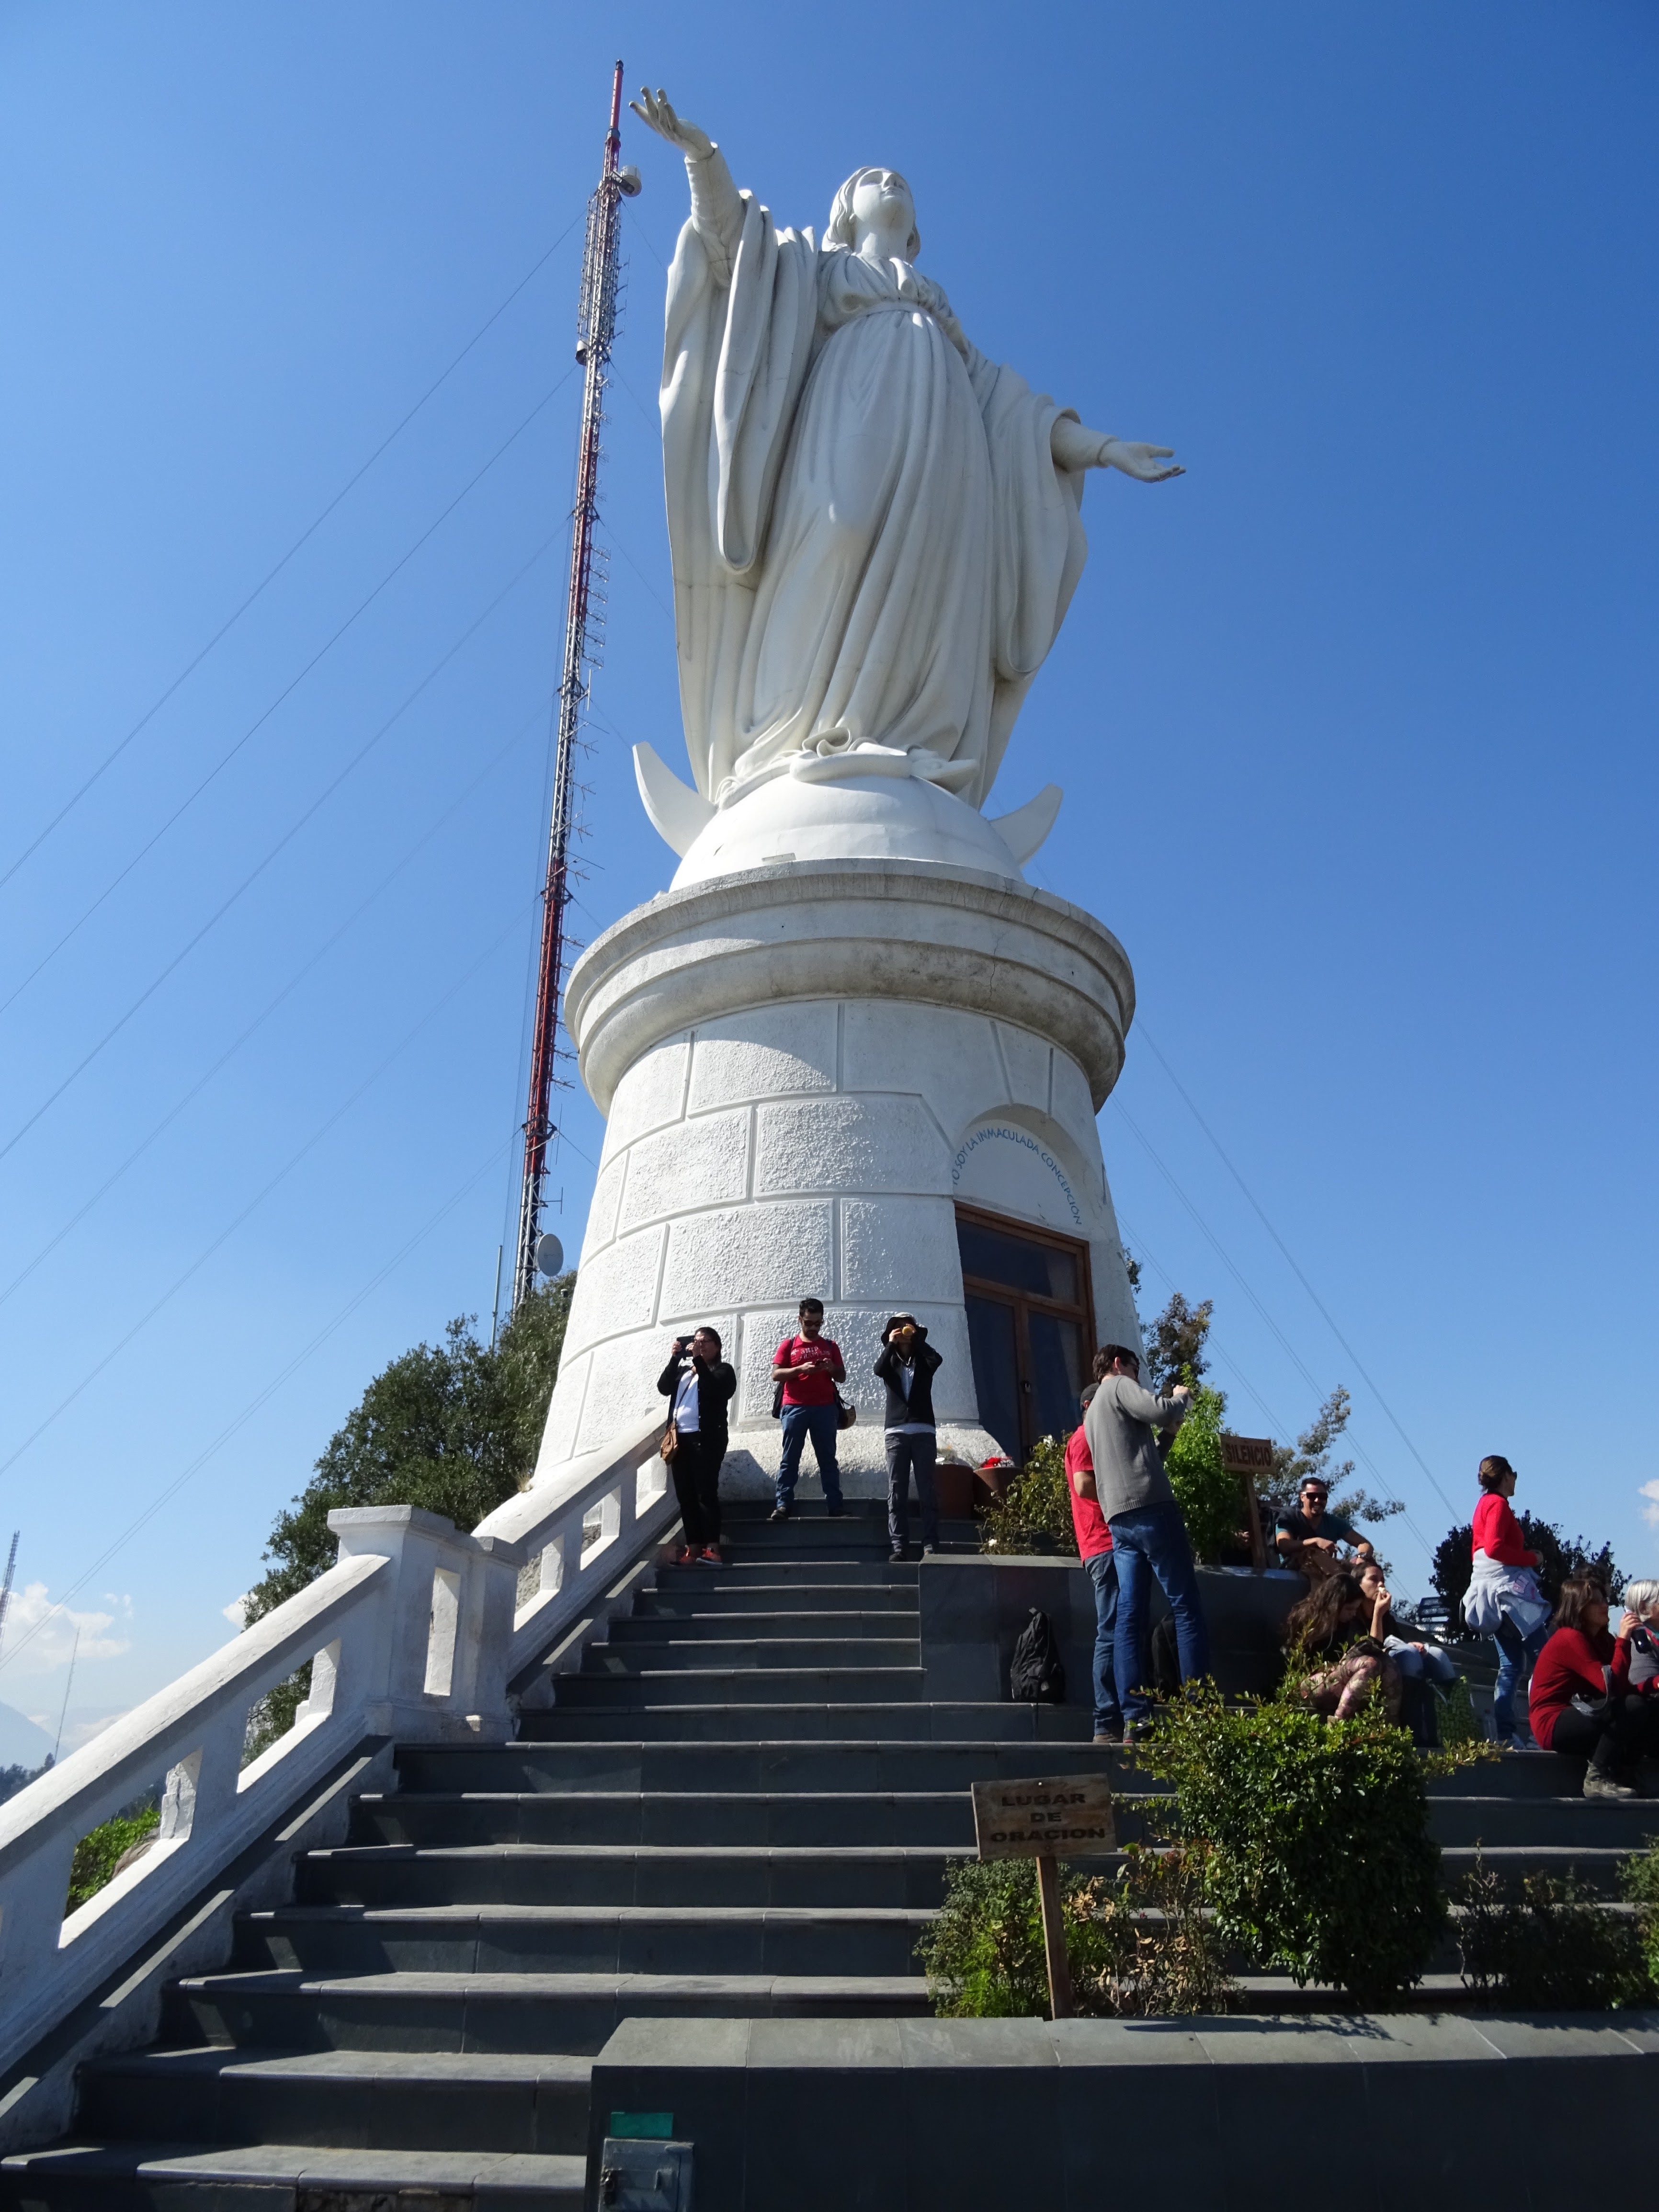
<box><xmin>0</xmin><ymin>696</ymin><xmax>552</xmax><ymax>1316</ymax></box>
<box><xmin>0</xmin><ymin>369</ymin><xmax>577</xmax><ymax>1023</ymax></box>
<box><xmin>0</xmin><ymin>216</ymin><xmax>585</xmax><ymax>899</ymax></box>
<box><xmin>0</xmin><ymin>1138</ymin><xmax>511</xmax><ymax>1677</ymax></box>
<box><xmin>1132</xmin><ymin>1022</ymin><xmax>1462</xmax><ymax>1520</ymax></box>
<box><xmin>1112</xmin><ymin>1094</ymin><xmax>1442</xmax><ymax>1535</ymax></box>
<box><xmin>0</xmin><ymin>893</ymin><xmax>538</xmax><ymax>1482</ymax></box>
<box><xmin>0</xmin><ymin>521</ymin><xmax>568</xmax><ymax>1172</ymax></box>
<box><xmin>1120</xmin><ymin>1208</ymin><xmax>1437</xmax><ymax>1574</ymax></box>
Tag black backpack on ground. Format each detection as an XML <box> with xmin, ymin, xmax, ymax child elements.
<box><xmin>1009</xmin><ymin>1608</ymin><xmax>1066</xmax><ymax>1703</ymax></box>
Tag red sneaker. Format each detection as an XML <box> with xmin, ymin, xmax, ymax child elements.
<box><xmin>698</xmin><ymin>1545</ymin><xmax>725</xmax><ymax>1566</ymax></box>
<box><xmin>673</xmin><ymin>1544</ymin><xmax>695</xmax><ymax>1565</ymax></box>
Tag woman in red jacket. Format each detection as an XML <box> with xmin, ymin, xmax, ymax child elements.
<box><xmin>1529</xmin><ymin>1574</ymin><xmax>1659</xmax><ymax>1799</ymax></box>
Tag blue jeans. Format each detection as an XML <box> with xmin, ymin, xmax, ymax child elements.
<box><xmin>1085</xmin><ymin>1550</ymin><xmax>1122</xmax><ymax>1734</ymax></box>
<box><xmin>1490</xmin><ymin>1610</ymin><xmax>1548</xmax><ymax>1741</ymax></box>
<box><xmin>1109</xmin><ymin>1501</ymin><xmax>1211</xmax><ymax>1727</ymax></box>
<box><xmin>776</xmin><ymin>1403</ymin><xmax>842</xmax><ymax>1507</ymax></box>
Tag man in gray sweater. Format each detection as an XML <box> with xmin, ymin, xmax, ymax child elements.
<box><xmin>1082</xmin><ymin>1344</ymin><xmax>1212</xmax><ymax>1735</ymax></box>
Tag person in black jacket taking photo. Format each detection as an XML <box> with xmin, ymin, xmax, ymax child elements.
<box><xmin>874</xmin><ymin>1314</ymin><xmax>943</xmax><ymax>1560</ymax></box>
<box><xmin>657</xmin><ymin>1327</ymin><xmax>738</xmax><ymax>1565</ymax></box>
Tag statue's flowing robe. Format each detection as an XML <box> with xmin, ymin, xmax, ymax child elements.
<box><xmin>661</xmin><ymin>191</ymin><xmax>1090</xmax><ymax>810</ymax></box>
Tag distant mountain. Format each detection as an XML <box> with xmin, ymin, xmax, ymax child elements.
<box><xmin>0</xmin><ymin>1701</ymin><xmax>55</xmax><ymax>1768</ymax></box>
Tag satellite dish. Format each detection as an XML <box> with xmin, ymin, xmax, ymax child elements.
<box><xmin>534</xmin><ymin>1232</ymin><xmax>565</xmax><ymax>1278</ymax></box>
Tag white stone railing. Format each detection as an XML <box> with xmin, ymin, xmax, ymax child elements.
<box><xmin>0</xmin><ymin>1411</ymin><xmax>672</xmax><ymax>2082</ymax></box>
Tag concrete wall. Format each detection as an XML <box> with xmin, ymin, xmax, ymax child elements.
<box><xmin>587</xmin><ymin>2011</ymin><xmax>1659</xmax><ymax>2211</ymax></box>
<box><xmin>919</xmin><ymin>1554</ymin><xmax>1306</xmax><ymax>1702</ymax></box>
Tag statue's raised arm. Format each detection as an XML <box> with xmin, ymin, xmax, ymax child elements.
<box><xmin>630</xmin><ymin>88</ymin><xmax>743</xmax><ymax>271</ymax></box>
<box><xmin>628</xmin><ymin>89</ymin><xmax>1186</xmax><ymax>880</ymax></box>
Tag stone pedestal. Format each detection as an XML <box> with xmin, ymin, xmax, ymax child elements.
<box><xmin>537</xmin><ymin>857</ymin><xmax>1140</xmax><ymax>1498</ymax></box>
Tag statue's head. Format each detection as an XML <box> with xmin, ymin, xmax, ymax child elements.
<box><xmin>828</xmin><ymin>168</ymin><xmax>920</xmax><ymax>260</ymax></box>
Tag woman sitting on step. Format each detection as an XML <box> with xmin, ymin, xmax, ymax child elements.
<box><xmin>1528</xmin><ymin>1573</ymin><xmax>1659</xmax><ymax>1800</ymax></box>
<box><xmin>1282</xmin><ymin>1568</ymin><xmax>1403</xmax><ymax>1724</ymax></box>
<box><xmin>1358</xmin><ymin>1558</ymin><xmax>1457</xmax><ymax>1745</ymax></box>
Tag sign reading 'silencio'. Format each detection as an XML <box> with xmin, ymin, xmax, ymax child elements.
<box><xmin>970</xmin><ymin>1775</ymin><xmax>1116</xmax><ymax>1861</ymax></box>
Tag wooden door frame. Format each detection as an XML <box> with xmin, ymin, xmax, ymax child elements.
<box><xmin>954</xmin><ymin>1202</ymin><xmax>1097</xmax><ymax>1458</ymax></box>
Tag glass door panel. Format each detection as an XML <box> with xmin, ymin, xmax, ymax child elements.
<box><xmin>1026</xmin><ymin>1311</ymin><xmax>1083</xmax><ymax>1445</ymax></box>
<box><xmin>965</xmin><ymin>1295</ymin><xmax>1022</xmax><ymax>1460</ymax></box>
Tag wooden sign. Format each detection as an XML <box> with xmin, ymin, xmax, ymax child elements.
<box><xmin>1220</xmin><ymin>1433</ymin><xmax>1274</xmax><ymax>1476</ymax></box>
<box><xmin>969</xmin><ymin>1775</ymin><xmax>1116</xmax><ymax>2022</ymax></box>
<box><xmin>970</xmin><ymin>1775</ymin><xmax>1116</xmax><ymax>1861</ymax></box>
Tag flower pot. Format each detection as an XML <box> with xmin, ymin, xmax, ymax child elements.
<box><xmin>934</xmin><ymin>1460</ymin><xmax>976</xmax><ymax>1520</ymax></box>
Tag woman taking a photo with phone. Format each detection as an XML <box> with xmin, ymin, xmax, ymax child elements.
<box><xmin>658</xmin><ymin>1326</ymin><xmax>737</xmax><ymax>1565</ymax></box>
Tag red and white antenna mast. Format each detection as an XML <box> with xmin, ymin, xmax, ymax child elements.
<box><xmin>513</xmin><ymin>61</ymin><xmax>639</xmax><ymax>1310</ymax></box>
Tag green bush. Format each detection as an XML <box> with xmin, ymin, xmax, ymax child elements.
<box><xmin>1457</xmin><ymin>1860</ymin><xmax>1651</xmax><ymax>2009</ymax></box>
<box><xmin>1140</xmin><ymin>1681</ymin><xmax>1447</xmax><ymax>2005</ymax></box>
<box><xmin>1621</xmin><ymin>1842</ymin><xmax>1659</xmax><ymax>1991</ymax></box>
<box><xmin>978</xmin><ymin>1435</ymin><xmax>1076</xmax><ymax>1557</ymax></box>
<box><xmin>67</xmin><ymin>1808</ymin><xmax>160</xmax><ymax>1914</ymax></box>
<box><xmin>1433</xmin><ymin>1673</ymin><xmax>1482</xmax><ymax>1750</ymax></box>
<box><xmin>916</xmin><ymin>1843</ymin><xmax>1233</xmax><ymax>2019</ymax></box>
<box><xmin>1164</xmin><ymin>1383</ymin><xmax>1242</xmax><ymax>1564</ymax></box>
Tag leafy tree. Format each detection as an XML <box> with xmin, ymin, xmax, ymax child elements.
<box><xmin>1262</xmin><ymin>1385</ymin><xmax>1403</xmax><ymax>1538</ymax></box>
<box><xmin>1165</xmin><ymin>1380</ymin><xmax>1246</xmax><ymax>1563</ymax></box>
<box><xmin>243</xmin><ymin>1277</ymin><xmax>573</xmax><ymax>1629</ymax></box>
<box><xmin>1141</xmin><ymin>1291</ymin><xmax>1213</xmax><ymax>1396</ymax></box>
<box><xmin>240</xmin><ymin>1278</ymin><xmax>573</xmax><ymax>1755</ymax></box>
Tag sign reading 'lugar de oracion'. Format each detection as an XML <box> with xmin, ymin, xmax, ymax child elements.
<box><xmin>969</xmin><ymin>1775</ymin><xmax>1116</xmax><ymax>1861</ymax></box>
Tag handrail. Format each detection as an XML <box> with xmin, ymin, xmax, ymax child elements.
<box><xmin>474</xmin><ymin>1408</ymin><xmax>675</xmax><ymax>1688</ymax></box>
<box><xmin>0</xmin><ymin>1408</ymin><xmax>677</xmax><ymax>2087</ymax></box>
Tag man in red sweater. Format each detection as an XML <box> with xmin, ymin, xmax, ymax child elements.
<box><xmin>1066</xmin><ymin>1384</ymin><xmax>1123</xmax><ymax>1745</ymax></box>
<box><xmin>770</xmin><ymin>1297</ymin><xmax>846</xmax><ymax>1520</ymax></box>
<box><xmin>1528</xmin><ymin>1573</ymin><xmax>1659</xmax><ymax>1798</ymax></box>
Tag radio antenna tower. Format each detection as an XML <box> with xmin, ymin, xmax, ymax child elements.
<box><xmin>512</xmin><ymin>60</ymin><xmax>640</xmax><ymax>1310</ymax></box>
<box><xmin>0</xmin><ymin>1530</ymin><xmax>19</xmax><ymax>1666</ymax></box>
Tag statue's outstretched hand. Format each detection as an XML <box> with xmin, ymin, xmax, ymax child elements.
<box><xmin>1102</xmin><ymin>439</ymin><xmax>1184</xmax><ymax>483</ymax></box>
<box><xmin>629</xmin><ymin>87</ymin><xmax>715</xmax><ymax>160</ymax></box>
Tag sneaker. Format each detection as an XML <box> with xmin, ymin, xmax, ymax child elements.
<box><xmin>672</xmin><ymin>1544</ymin><xmax>695</xmax><ymax>1565</ymax></box>
<box><xmin>826</xmin><ymin>1500</ymin><xmax>845</xmax><ymax>1518</ymax></box>
<box><xmin>1093</xmin><ymin>1728</ymin><xmax>1125</xmax><ymax>1747</ymax></box>
<box><xmin>1583</xmin><ymin>1767</ymin><xmax>1636</xmax><ymax>1800</ymax></box>
<box><xmin>890</xmin><ymin>1545</ymin><xmax>908</xmax><ymax>1562</ymax></box>
<box><xmin>921</xmin><ymin>1543</ymin><xmax>937</xmax><ymax>1556</ymax></box>
<box><xmin>768</xmin><ymin>1505</ymin><xmax>792</xmax><ymax>1523</ymax></box>
<box><xmin>698</xmin><ymin>1545</ymin><xmax>725</xmax><ymax>1566</ymax></box>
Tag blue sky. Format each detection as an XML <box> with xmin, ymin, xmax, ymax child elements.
<box><xmin>0</xmin><ymin>0</ymin><xmax>1654</xmax><ymax>1739</ymax></box>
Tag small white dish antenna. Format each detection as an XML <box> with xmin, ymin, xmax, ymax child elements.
<box><xmin>534</xmin><ymin>1232</ymin><xmax>565</xmax><ymax>1278</ymax></box>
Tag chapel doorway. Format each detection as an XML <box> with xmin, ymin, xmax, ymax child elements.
<box><xmin>955</xmin><ymin>1202</ymin><xmax>1096</xmax><ymax>1463</ymax></box>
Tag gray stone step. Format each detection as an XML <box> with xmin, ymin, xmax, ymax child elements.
<box><xmin>394</xmin><ymin>1738</ymin><xmax>1131</xmax><ymax>1794</ymax></box>
<box><xmin>1426</xmin><ymin>1791</ymin><xmax>1659</xmax><ymax>1848</ymax></box>
<box><xmin>0</xmin><ymin>2139</ymin><xmax>584</xmax><ymax>2209</ymax></box>
<box><xmin>635</xmin><ymin>1580</ymin><xmax>920</xmax><ymax>1615</ymax></box>
<box><xmin>554</xmin><ymin>1665</ymin><xmax>926</xmax><ymax>1707</ymax></box>
<box><xmin>352</xmin><ymin>1790</ymin><xmax>981</xmax><ymax>1849</ymax></box>
<box><xmin>518</xmin><ymin>1700</ymin><xmax>1095</xmax><ymax>1742</ymax></box>
<box><xmin>234</xmin><ymin>1904</ymin><xmax>938</xmax><ymax>1979</ymax></box>
<box><xmin>657</xmin><ymin>1554</ymin><xmax>911</xmax><ymax>1582</ymax></box>
<box><xmin>581</xmin><ymin>1636</ymin><xmax>921</xmax><ymax>1674</ymax></box>
<box><xmin>613</xmin><ymin>1607</ymin><xmax>920</xmax><ymax>1638</ymax></box>
<box><xmin>165</xmin><ymin>1968</ymin><xmax>932</xmax><ymax>2056</ymax></box>
<box><xmin>74</xmin><ymin>2046</ymin><xmax>592</xmax><ymax>2155</ymax></box>
<box><xmin>298</xmin><ymin>1841</ymin><xmax>1028</xmax><ymax>1910</ymax></box>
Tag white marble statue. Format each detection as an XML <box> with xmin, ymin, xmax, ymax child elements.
<box><xmin>631</xmin><ymin>88</ymin><xmax>1182</xmax><ymax>843</ymax></box>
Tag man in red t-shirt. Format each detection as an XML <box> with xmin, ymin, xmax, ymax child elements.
<box><xmin>1066</xmin><ymin>1383</ymin><xmax>1123</xmax><ymax>1744</ymax></box>
<box><xmin>770</xmin><ymin>1297</ymin><xmax>846</xmax><ymax>1519</ymax></box>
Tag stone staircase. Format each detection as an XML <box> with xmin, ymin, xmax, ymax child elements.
<box><xmin>5</xmin><ymin>1501</ymin><xmax>1654</xmax><ymax>2208</ymax></box>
